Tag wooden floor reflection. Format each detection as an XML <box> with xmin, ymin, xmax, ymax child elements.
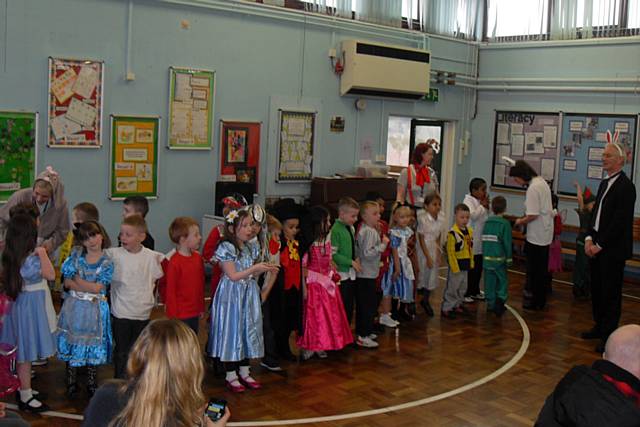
<box><xmin>13</xmin><ymin>268</ymin><xmax>640</xmax><ymax>426</ymax></box>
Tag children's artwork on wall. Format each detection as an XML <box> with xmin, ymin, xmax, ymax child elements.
<box><xmin>491</xmin><ymin>111</ymin><xmax>560</xmax><ymax>191</ymax></box>
<box><xmin>0</xmin><ymin>111</ymin><xmax>37</xmax><ymax>202</ymax></box>
<box><xmin>219</xmin><ymin>121</ymin><xmax>261</xmax><ymax>192</ymax></box>
<box><xmin>278</xmin><ymin>110</ymin><xmax>316</xmax><ymax>182</ymax></box>
<box><xmin>110</xmin><ymin>115</ymin><xmax>160</xmax><ymax>199</ymax></box>
<box><xmin>225</xmin><ymin>128</ymin><xmax>248</xmax><ymax>164</ymax></box>
<box><xmin>167</xmin><ymin>67</ymin><xmax>215</xmax><ymax>149</ymax></box>
<box><xmin>47</xmin><ymin>58</ymin><xmax>104</xmax><ymax>147</ymax></box>
<box><xmin>556</xmin><ymin>113</ymin><xmax>637</xmax><ymax>196</ymax></box>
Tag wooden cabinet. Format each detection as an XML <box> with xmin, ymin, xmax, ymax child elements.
<box><xmin>310</xmin><ymin>177</ymin><xmax>397</xmax><ymax>216</ymax></box>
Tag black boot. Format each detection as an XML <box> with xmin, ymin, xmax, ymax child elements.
<box><xmin>65</xmin><ymin>363</ymin><xmax>78</xmax><ymax>398</ymax></box>
<box><xmin>420</xmin><ymin>290</ymin><xmax>434</xmax><ymax>317</ymax></box>
<box><xmin>495</xmin><ymin>298</ymin><xmax>506</xmax><ymax>317</ymax></box>
<box><xmin>87</xmin><ymin>365</ymin><xmax>98</xmax><ymax>398</ymax></box>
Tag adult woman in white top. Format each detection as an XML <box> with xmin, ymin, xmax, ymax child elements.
<box><xmin>510</xmin><ymin>161</ymin><xmax>553</xmax><ymax>311</ymax></box>
<box><xmin>396</xmin><ymin>141</ymin><xmax>439</xmax><ymax>209</ymax></box>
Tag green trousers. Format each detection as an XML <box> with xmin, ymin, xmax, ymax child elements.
<box><xmin>484</xmin><ymin>265</ymin><xmax>508</xmax><ymax>309</ymax></box>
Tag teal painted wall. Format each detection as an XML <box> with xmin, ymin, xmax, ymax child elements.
<box><xmin>0</xmin><ymin>0</ymin><xmax>475</xmax><ymax>251</ymax></box>
<box><xmin>471</xmin><ymin>41</ymin><xmax>640</xmax><ymax>225</ymax></box>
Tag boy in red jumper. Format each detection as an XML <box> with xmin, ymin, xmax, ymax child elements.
<box><xmin>163</xmin><ymin>217</ymin><xmax>205</xmax><ymax>334</ymax></box>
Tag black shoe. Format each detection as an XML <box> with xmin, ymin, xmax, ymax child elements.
<box><xmin>420</xmin><ymin>298</ymin><xmax>434</xmax><ymax>317</ymax></box>
<box><xmin>522</xmin><ymin>303</ymin><xmax>537</xmax><ymax>311</ymax></box>
<box><xmin>581</xmin><ymin>329</ymin><xmax>601</xmax><ymax>340</ymax></box>
<box><xmin>495</xmin><ymin>299</ymin><xmax>506</xmax><ymax>317</ymax></box>
<box><xmin>66</xmin><ymin>383</ymin><xmax>78</xmax><ymax>398</ymax></box>
<box><xmin>17</xmin><ymin>396</ymin><xmax>50</xmax><ymax>413</ymax></box>
<box><xmin>595</xmin><ymin>341</ymin><xmax>605</xmax><ymax>354</ymax></box>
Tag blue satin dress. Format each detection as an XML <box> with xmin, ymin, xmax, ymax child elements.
<box><xmin>208</xmin><ymin>241</ymin><xmax>264</xmax><ymax>362</ymax></box>
<box><xmin>56</xmin><ymin>249</ymin><xmax>114</xmax><ymax>367</ymax></box>
<box><xmin>381</xmin><ymin>227</ymin><xmax>415</xmax><ymax>302</ymax></box>
<box><xmin>0</xmin><ymin>255</ymin><xmax>56</xmax><ymax>362</ymax></box>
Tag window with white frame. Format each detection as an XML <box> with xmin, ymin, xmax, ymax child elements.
<box><xmin>486</xmin><ymin>0</ymin><xmax>549</xmax><ymax>38</ymax></box>
<box><xmin>628</xmin><ymin>0</ymin><xmax>640</xmax><ymax>28</ymax></box>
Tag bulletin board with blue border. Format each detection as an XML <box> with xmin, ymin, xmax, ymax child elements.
<box><xmin>557</xmin><ymin>113</ymin><xmax>637</xmax><ymax>196</ymax></box>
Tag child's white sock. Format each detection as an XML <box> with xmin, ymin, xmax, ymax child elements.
<box><xmin>19</xmin><ymin>389</ymin><xmax>42</xmax><ymax>407</ymax></box>
<box><xmin>225</xmin><ymin>371</ymin><xmax>238</xmax><ymax>382</ymax></box>
<box><xmin>239</xmin><ymin>365</ymin><xmax>250</xmax><ymax>378</ymax></box>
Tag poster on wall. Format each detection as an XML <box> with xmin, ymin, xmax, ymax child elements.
<box><xmin>167</xmin><ymin>67</ymin><xmax>215</xmax><ymax>149</ymax></box>
<box><xmin>47</xmin><ymin>57</ymin><xmax>104</xmax><ymax>147</ymax></box>
<box><xmin>219</xmin><ymin>121</ymin><xmax>261</xmax><ymax>191</ymax></box>
<box><xmin>109</xmin><ymin>115</ymin><xmax>159</xmax><ymax>199</ymax></box>
<box><xmin>556</xmin><ymin>113</ymin><xmax>637</xmax><ymax>196</ymax></box>
<box><xmin>491</xmin><ymin>111</ymin><xmax>560</xmax><ymax>191</ymax></box>
<box><xmin>277</xmin><ymin>110</ymin><xmax>315</xmax><ymax>182</ymax></box>
<box><xmin>0</xmin><ymin>111</ymin><xmax>37</xmax><ymax>202</ymax></box>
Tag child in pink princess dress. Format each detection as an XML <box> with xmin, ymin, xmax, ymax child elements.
<box><xmin>297</xmin><ymin>206</ymin><xmax>353</xmax><ymax>360</ymax></box>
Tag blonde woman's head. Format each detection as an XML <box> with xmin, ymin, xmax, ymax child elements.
<box><xmin>111</xmin><ymin>319</ymin><xmax>206</xmax><ymax>427</ymax></box>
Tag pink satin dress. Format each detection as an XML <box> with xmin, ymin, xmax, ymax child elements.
<box><xmin>297</xmin><ymin>239</ymin><xmax>353</xmax><ymax>351</ymax></box>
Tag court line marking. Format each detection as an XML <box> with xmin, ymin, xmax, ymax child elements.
<box><xmin>227</xmin><ymin>304</ymin><xmax>530</xmax><ymax>426</ymax></box>
<box><xmin>8</xmin><ymin>269</ymin><xmax>531</xmax><ymax>425</ymax></box>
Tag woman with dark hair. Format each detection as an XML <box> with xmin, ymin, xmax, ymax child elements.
<box><xmin>509</xmin><ymin>160</ymin><xmax>553</xmax><ymax>310</ymax></box>
<box><xmin>396</xmin><ymin>141</ymin><xmax>439</xmax><ymax>209</ymax></box>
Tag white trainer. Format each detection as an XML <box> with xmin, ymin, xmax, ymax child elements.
<box><xmin>357</xmin><ymin>336</ymin><xmax>379</xmax><ymax>348</ymax></box>
<box><xmin>379</xmin><ymin>313</ymin><xmax>399</xmax><ymax>328</ymax></box>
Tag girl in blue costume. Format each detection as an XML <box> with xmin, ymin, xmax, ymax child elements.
<box><xmin>381</xmin><ymin>204</ymin><xmax>416</xmax><ymax>314</ymax></box>
<box><xmin>57</xmin><ymin>221</ymin><xmax>113</xmax><ymax>398</ymax></box>
<box><xmin>0</xmin><ymin>209</ymin><xmax>56</xmax><ymax>413</ymax></box>
<box><xmin>208</xmin><ymin>208</ymin><xmax>278</xmax><ymax>393</ymax></box>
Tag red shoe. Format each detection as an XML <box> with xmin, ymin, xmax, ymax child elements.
<box><xmin>225</xmin><ymin>379</ymin><xmax>245</xmax><ymax>393</ymax></box>
<box><xmin>240</xmin><ymin>375</ymin><xmax>262</xmax><ymax>390</ymax></box>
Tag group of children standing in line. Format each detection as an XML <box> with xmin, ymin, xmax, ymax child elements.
<box><xmin>4</xmin><ymin>172</ymin><xmax>589</xmax><ymax>410</ymax></box>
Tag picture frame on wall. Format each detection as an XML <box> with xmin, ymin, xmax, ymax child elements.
<box><xmin>0</xmin><ymin>111</ymin><xmax>38</xmax><ymax>203</ymax></box>
<box><xmin>109</xmin><ymin>115</ymin><xmax>160</xmax><ymax>200</ymax></box>
<box><xmin>47</xmin><ymin>57</ymin><xmax>104</xmax><ymax>148</ymax></box>
<box><xmin>224</xmin><ymin>127</ymin><xmax>248</xmax><ymax>165</ymax></box>
<box><xmin>167</xmin><ymin>67</ymin><xmax>215</xmax><ymax>150</ymax></box>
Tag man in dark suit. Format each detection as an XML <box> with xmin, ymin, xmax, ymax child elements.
<box><xmin>582</xmin><ymin>143</ymin><xmax>636</xmax><ymax>353</ymax></box>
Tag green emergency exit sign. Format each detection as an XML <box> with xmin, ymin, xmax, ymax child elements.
<box><xmin>423</xmin><ymin>88</ymin><xmax>439</xmax><ymax>102</ymax></box>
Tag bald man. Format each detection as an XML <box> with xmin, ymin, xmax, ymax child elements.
<box><xmin>581</xmin><ymin>143</ymin><xmax>636</xmax><ymax>353</ymax></box>
<box><xmin>536</xmin><ymin>324</ymin><xmax>640</xmax><ymax>426</ymax></box>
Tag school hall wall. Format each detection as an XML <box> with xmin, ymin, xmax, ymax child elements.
<box><xmin>470</xmin><ymin>39</ymin><xmax>640</xmax><ymax>224</ymax></box>
<box><xmin>0</xmin><ymin>0</ymin><xmax>477</xmax><ymax>251</ymax></box>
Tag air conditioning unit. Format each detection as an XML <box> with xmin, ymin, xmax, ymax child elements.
<box><xmin>340</xmin><ymin>39</ymin><xmax>430</xmax><ymax>100</ymax></box>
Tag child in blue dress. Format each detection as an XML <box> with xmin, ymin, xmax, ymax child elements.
<box><xmin>208</xmin><ymin>208</ymin><xmax>278</xmax><ymax>393</ymax></box>
<box><xmin>381</xmin><ymin>204</ymin><xmax>415</xmax><ymax>320</ymax></box>
<box><xmin>57</xmin><ymin>220</ymin><xmax>113</xmax><ymax>398</ymax></box>
<box><xmin>0</xmin><ymin>209</ymin><xmax>56</xmax><ymax>413</ymax></box>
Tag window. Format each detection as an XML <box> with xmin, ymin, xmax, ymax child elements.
<box><xmin>386</xmin><ymin>116</ymin><xmax>412</xmax><ymax>168</ymax></box>
<box><xmin>402</xmin><ymin>0</ymin><xmax>419</xmax><ymax>21</ymax></box>
<box><xmin>486</xmin><ymin>0</ymin><xmax>549</xmax><ymax>38</ymax></box>
<box><xmin>577</xmin><ymin>0</ymin><xmax>621</xmax><ymax>27</ymax></box>
<box><xmin>629</xmin><ymin>0</ymin><xmax>640</xmax><ymax>28</ymax></box>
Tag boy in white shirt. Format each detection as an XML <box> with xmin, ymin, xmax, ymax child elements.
<box><xmin>463</xmin><ymin>178</ymin><xmax>489</xmax><ymax>303</ymax></box>
<box><xmin>106</xmin><ymin>214</ymin><xmax>164</xmax><ymax>378</ymax></box>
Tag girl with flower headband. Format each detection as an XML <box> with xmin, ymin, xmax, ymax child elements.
<box><xmin>202</xmin><ymin>195</ymin><xmax>248</xmax><ymax>299</ymax></box>
<box><xmin>208</xmin><ymin>208</ymin><xmax>278</xmax><ymax>392</ymax></box>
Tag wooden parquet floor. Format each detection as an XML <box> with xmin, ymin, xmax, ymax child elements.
<box><xmin>11</xmin><ymin>267</ymin><xmax>640</xmax><ymax>426</ymax></box>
